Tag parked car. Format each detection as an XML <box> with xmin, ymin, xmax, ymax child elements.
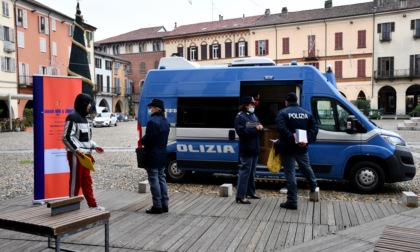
<box><xmin>93</xmin><ymin>113</ymin><xmax>118</xmax><ymax>127</ymax></box>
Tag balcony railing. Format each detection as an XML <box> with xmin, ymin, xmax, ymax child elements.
<box><xmin>374</xmin><ymin>69</ymin><xmax>420</xmax><ymax>79</ymax></box>
<box><xmin>94</xmin><ymin>85</ymin><xmax>118</xmax><ymax>95</ymax></box>
<box><xmin>3</xmin><ymin>41</ymin><xmax>15</xmax><ymax>53</ymax></box>
<box><xmin>18</xmin><ymin>75</ymin><xmax>32</xmax><ymax>86</ymax></box>
<box><xmin>379</xmin><ymin>32</ymin><xmax>392</xmax><ymax>42</ymax></box>
<box><xmin>303</xmin><ymin>49</ymin><xmax>319</xmax><ymax>60</ymax></box>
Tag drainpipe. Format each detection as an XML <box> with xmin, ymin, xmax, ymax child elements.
<box><xmin>372</xmin><ymin>12</ymin><xmax>375</xmax><ymax>109</ymax></box>
<box><xmin>275</xmin><ymin>25</ymin><xmax>278</xmax><ymax>64</ymax></box>
<box><xmin>47</xmin><ymin>11</ymin><xmax>52</xmax><ymax>69</ymax></box>
<box><xmin>12</xmin><ymin>0</ymin><xmax>20</xmax><ymax>129</ymax></box>
<box><xmin>324</xmin><ymin>19</ymin><xmax>327</xmax><ymax>71</ymax></box>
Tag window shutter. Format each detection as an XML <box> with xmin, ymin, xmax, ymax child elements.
<box><xmin>411</xmin><ymin>20</ymin><xmax>415</xmax><ymax>30</ymax></box>
<box><xmin>1</xmin><ymin>57</ymin><xmax>5</xmax><ymax>71</ymax></box>
<box><xmin>23</xmin><ymin>10</ymin><xmax>27</xmax><ymax>28</ymax></box>
<box><xmin>390</xmin><ymin>57</ymin><xmax>394</xmax><ymax>72</ymax></box>
<box><xmin>244</xmin><ymin>42</ymin><xmax>248</xmax><ymax>57</ymax></box>
<box><xmin>255</xmin><ymin>41</ymin><xmax>258</xmax><ymax>55</ymax></box>
<box><xmin>11</xmin><ymin>58</ymin><xmax>16</xmax><ymax>73</ymax></box>
<box><xmin>45</xmin><ymin>17</ymin><xmax>49</xmax><ymax>34</ymax></box>
<box><xmin>201</xmin><ymin>44</ymin><xmax>207</xmax><ymax>60</ymax></box>
<box><xmin>10</xmin><ymin>28</ymin><xmax>14</xmax><ymax>43</ymax></box>
<box><xmin>225</xmin><ymin>42</ymin><xmax>231</xmax><ymax>58</ymax></box>
<box><xmin>0</xmin><ymin>25</ymin><xmax>3</xmax><ymax>41</ymax></box>
<box><xmin>38</xmin><ymin>16</ymin><xmax>42</xmax><ymax>33</ymax></box>
<box><xmin>377</xmin><ymin>24</ymin><xmax>381</xmax><ymax>33</ymax></box>
<box><xmin>235</xmin><ymin>42</ymin><xmax>238</xmax><ymax>57</ymax></box>
<box><xmin>39</xmin><ymin>66</ymin><xmax>43</xmax><ymax>74</ymax></box>
<box><xmin>25</xmin><ymin>64</ymin><xmax>29</xmax><ymax>84</ymax></box>
<box><xmin>266</xmin><ymin>40</ymin><xmax>269</xmax><ymax>55</ymax></box>
<box><xmin>217</xmin><ymin>44</ymin><xmax>221</xmax><ymax>59</ymax></box>
<box><xmin>187</xmin><ymin>47</ymin><xmax>191</xmax><ymax>60</ymax></box>
<box><xmin>391</xmin><ymin>22</ymin><xmax>395</xmax><ymax>32</ymax></box>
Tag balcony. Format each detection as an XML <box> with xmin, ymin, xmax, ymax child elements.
<box><xmin>374</xmin><ymin>69</ymin><xmax>420</xmax><ymax>80</ymax></box>
<box><xmin>3</xmin><ymin>41</ymin><xmax>15</xmax><ymax>53</ymax></box>
<box><xmin>303</xmin><ymin>49</ymin><xmax>319</xmax><ymax>60</ymax></box>
<box><xmin>18</xmin><ymin>75</ymin><xmax>32</xmax><ymax>86</ymax></box>
<box><xmin>94</xmin><ymin>85</ymin><xmax>119</xmax><ymax>96</ymax></box>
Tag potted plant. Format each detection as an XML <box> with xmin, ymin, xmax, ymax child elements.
<box><xmin>23</xmin><ymin>108</ymin><xmax>34</xmax><ymax>131</ymax></box>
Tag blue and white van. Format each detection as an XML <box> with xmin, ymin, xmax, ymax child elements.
<box><xmin>136</xmin><ymin>57</ymin><xmax>415</xmax><ymax>193</ymax></box>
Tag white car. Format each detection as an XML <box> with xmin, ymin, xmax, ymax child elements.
<box><xmin>93</xmin><ymin>112</ymin><xmax>118</xmax><ymax>127</ymax></box>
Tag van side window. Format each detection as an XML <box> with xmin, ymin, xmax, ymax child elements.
<box><xmin>178</xmin><ymin>97</ymin><xmax>239</xmax><ymax>128</ymax></box>
<box><xmin>311</xmin><ymin>98</ymin><xmax>350</xmax><ymax>132</ymax></box>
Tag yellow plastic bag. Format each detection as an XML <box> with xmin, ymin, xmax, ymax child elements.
<box><xmin>77</xmin><ymin>153</ymin><xmax>96</xmax><ymax>172</ymax></box>
<box><xmin>267</xmin><ymin>145</ymin><xmax>281</xmax><ymax>173</ymax></box>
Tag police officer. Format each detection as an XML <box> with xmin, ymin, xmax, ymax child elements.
<box><xmin>235</xmin><ymin>96</ymin><xmax>264</xmax><ymax>204</ymax></box>
<box><xmin>276</xmin><ymin>92</ymin><xmax>319</xmax><ymax>210</ymax></box>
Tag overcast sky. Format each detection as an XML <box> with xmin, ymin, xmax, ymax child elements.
<box><xmin>35</xmin><ymin>0</ymin><xmax>370</xmax><ymax>41</ymax></box>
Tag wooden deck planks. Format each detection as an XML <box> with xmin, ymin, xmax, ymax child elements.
<box><xmin>0</xmin><ymin>190</ymin><xmax>415</xmax><ymax>252</ymax></box>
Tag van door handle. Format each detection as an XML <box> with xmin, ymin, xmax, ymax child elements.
<box><xmin>229</xmin><ymin>130</ymin><xmax>235</xmax><ymax>140</ymax></box>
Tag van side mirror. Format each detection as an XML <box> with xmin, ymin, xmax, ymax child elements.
<box><xmin>346</xmin><ymin>115</ymin><xmax>358</xmax><ymax>134</ymax></box>
<box><xmin>229</xmin><ymin>130</ymin><xmax>236</xmax><ymax>140</ymax></box>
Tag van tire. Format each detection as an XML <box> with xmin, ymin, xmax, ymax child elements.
<box><xmin>349</xmin><ymin>161</ymin><xmax>385</xmax><ymax>194</ymax></box>
<box><xmin>165</xmin><ymin>156</ymin><xmax>189</xmax><ymax>182</ymax></box>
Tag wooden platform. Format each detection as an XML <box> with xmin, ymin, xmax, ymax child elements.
<box><xmin>0</xmin><ymin>189</ymin><xmax>417</xmax><ymax>251</ymax></box>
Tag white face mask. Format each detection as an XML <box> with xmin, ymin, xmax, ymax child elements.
<box><xmin>248</xmin><ymin>107</ymin><xmax>255</xmax><ymax>113</ymax></box>
<box><xmin>147</xmin><ymin>108</ymin><xmax>152</xmax><ymax>116</ymax></box>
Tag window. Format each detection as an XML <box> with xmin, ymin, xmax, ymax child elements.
<box><xmin>86</xmin><ymin>31</ymin><xmax>93</xmax><ymax>47</ymax></box>
<box><xmin>357</xmin><ymin>59</ymin><xmax>366</xmax><ymax>77</ymax></box>
<box><xmin>177</xmin><ymin>46</ymin><xmax>183</xmax><ymax>57</ymax></box>
<box><xmin>237</xmin><ymin>41</ymin><xmax>247</xmax><ymax>57</ymax></box>
<box><xmin>105</xmin><ymin>60</ymin><xmax>112</xmax><ymax>70</ymax></box>
<box><xmin>282</xmin><ymin>38</ymin><xmax>289</xmax><ymax>54</ymax></box>
<box><xmin>153</xmin><ymin>42</ymin><xmax>161</xmax><ymax>51</ymax></box>
<box><xmin>201</xmin><ymin>44</ymin><xmax>207</xmax><ymax>60</ymax></box>
<box><xmin>114</xmin><ymin>62</ymin><xmax>120</xmax><ymax>75</ymax></box>
<box><xmin>96</xmin><ymin>74</ymin><xmax>103</xmax><ymax>92</ymax></box>
<box><xmin>52</xmin><ymin>42</ymin><xmax>57</xmax><ymax>56</ymax></box>
<box><xmin>378</xmin><ymin>22</ymin><xmax>394</xmax><ymax>41</ymax></box>
<box><xmin>16</xmin><ymin>8</ymin><xmax>27</xmax><ymax>28</ymax></box>
<box><xmin>95</xmin><ymin>58</ymin><xmax>102</xmax><ymax>68</ymax></box>
<box><xmin>409</xmin><ymin>54</ymin><xmax>420</xmax><ymax>77</ymax></box>
<box><xmin>39</xmin><ymin>16</ymin><xmax>49</xmax><ymax>34</ymax></box>
<box><xmin>112</xmin><ymin>45</ymin><xmax>120</xmax><ymax>55</ymax></box>
<box><xmin>125</xmin><ymin>79</ymin><xmax>132</xmax><ymax>95</ymax></box>
<box><xmin>18</xmin><ymin>62</ymin><xmax>29</xmax><ymax>85</ymax></box>
<box><xmin>177</xmin><ymin>97</ymin><xmax>239</xmax><ymax>128</ymax></box>
<box><xmin>140</xmin><ymin>62</ymin><xmax>146</xmax><ymax>74</ymax></box>
<box><xmin>1</xmin><ymin>56</ymin><xmax>15</xmax><ymax>72</ymax></box>
<box><xmin>211</xmin><ymin>44</ymin><xmax>220</xmax><ymax>59</ymax></box>
<box><xmin>377</xmin><ymin>57</ymin><xmax>394</xmax><ymax>78</ymax></box>
<box><xmin>139</xmin><ymin>43</ymin><xmax>144</xmax><ymax>53</ymax></box>
<box><xmin>311</xmin><ymin>98</ymin><xmax>353</xmax><ymax>132</ymax></box>
<box><xmin>335</xmin><ymin>61</ymin><xmax>343</xmax><ymax>78</ymax></box>
<box><xmin>114</xmin><ymin>77</ymin><xmax>121</xmax><ymax>94</ymax></box>
<box><xmin>2</xmin><ymin>1</ymin><xmax>9</xmax><ymax>17</ymax></box>
<box><xmin>38</xmin><ymin>66</ymin><xmax>47</xmax><ymax>75</ymax></box>
<box><xmin>126</xmin><ymin>44</ymin><xmax>133</xmax><ymax>53</ymax></box>
<box><xmin>106</xmin><ymin>76</ymin><xmax>110</xmax><ymax>92</ymax></box>
<box><xmin>188</xmin><ymin>46</ymin><xmax>197</xmax><ymax>61</ymax></box>
<box><xmin>411</xmin><ymin>19</ymin><xmax>420</xmax><ymax>38</ymax></box>
<box><xmin>358</xmin><ymin>30</ymin><xmax>366</xmax><ymax>48</ymax></box>
<box><xmin>225</xmin><ymin>41</ymin><xmax>232</xmax><ymax>58</ymax></box>
<box><xmin>40</xmin><ymin>38</ymin><xmax>46</xmax><ymax>53</ymax></box>
<box><xmin>255</xmin><ymin>40</ymin><xmax>268</xmax><ymax>56</ymax></box>
<box><xmin>308</xmin><ymin>35</ymin><xmax>316</xmax><ymax>57</ymax></box>
<box><xmin>67</xmin><ymin>24</ymin><xmax>73</xmax><ymax>37</ymax></box>
<box><xmin>335</xmin><ymin>32</ymin><xmax>343</xmax><ymax>50</ymax></box>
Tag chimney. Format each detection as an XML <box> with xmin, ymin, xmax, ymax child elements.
<box><xmin>325</xmin><ymin>0</ymin><xmax>333</xmax><ymax>8</ymax></box>
<box><xmin>219</xmin><ymin>14</ymin><xmax>223</xmax><ymax>21</ymax></box>
<box><xmin>281</xmin><ymin>7</ymin><xmax>288</xmax><ymax>14</ymax></box>
<box><xmin>265</xmin><ymin>8</ymin><xmax>270</xmax><ymax>16</ymax></box>
<box><xmin>174</xmin><ymin>22</ymin><xmax>177</xmax><ymax>29</ymax></box>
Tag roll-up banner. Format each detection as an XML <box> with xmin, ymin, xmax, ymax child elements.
<box><xmin>33</xmin><ymin>75</ymin><xmax>82</xmax><ymax>202</ymax></box>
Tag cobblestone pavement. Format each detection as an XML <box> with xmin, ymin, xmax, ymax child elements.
<box><xmin>0</xmin><ymin>119</ymin><xmax>419</xmax><ymax>205</ymax></box>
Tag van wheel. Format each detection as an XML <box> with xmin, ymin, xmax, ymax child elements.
<box><xmin>349</xmin><ymin>161</ymin><xmax>385</xmax><ymax>194</ymax></box>
<box><xmin>165</xmin><ymin>156</ymin><xmax>189</xmax><ymax>182</ymax></box>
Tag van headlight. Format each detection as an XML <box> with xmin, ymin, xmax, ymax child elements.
<box><xmin>381</xmin><ymin>135</ymin><xmax>406</xmax><ymax>146</ymax></box>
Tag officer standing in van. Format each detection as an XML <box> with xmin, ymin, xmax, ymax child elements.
<box><xmin>276</xmin><ymin>92</ymin><xmax>319</xmax><ymax>210</ymax></box>
<box><xmin>235</xmin><ymin>96</ymin><xmax>264</xmax><ymax>204</ymax></box>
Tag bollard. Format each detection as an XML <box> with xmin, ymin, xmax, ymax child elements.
<box><xmin>138</xmin><ymin>180</ymin><xmax>150</xmax><ymax>193</ymax></box>
<box><xmin>402</xmin><ymin>191</ymin><xmax>418</xmax><ymax>207</ymax></box>
<box><xmin>219</xmin><ymin>183</ymin><xmax>232</xmax><ymax>197</ymax></box>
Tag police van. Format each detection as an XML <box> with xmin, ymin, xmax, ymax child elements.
<box><xmin>137</xmin><ymin>57</ymin><xmax>415</xmax><ymax>193</ymax></box>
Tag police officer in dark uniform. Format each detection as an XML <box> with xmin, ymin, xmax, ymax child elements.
<box><xmin>276</xmin><ymin>92</ymin><xmax>319</xmax><ymax>210</ymax></box>
<box><xmin>141</xmin><ymin>98</ymin><xmax>170</xmax><ymax>214</ymax></box>
<box><xmin>235</xmin><ymin>96</ymin><xmax>264</xmax><ymax>204</ymax></box>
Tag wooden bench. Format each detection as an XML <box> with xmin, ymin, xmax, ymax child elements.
<box><xmin>0</xmin><ymin>197</ymin><xmax>111</xmax><ymax>251</ymax></box>
<box><xmin>375</xmin><ymin>225</ymin><xmax>420</xmax><ymax>252</ymax></box>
